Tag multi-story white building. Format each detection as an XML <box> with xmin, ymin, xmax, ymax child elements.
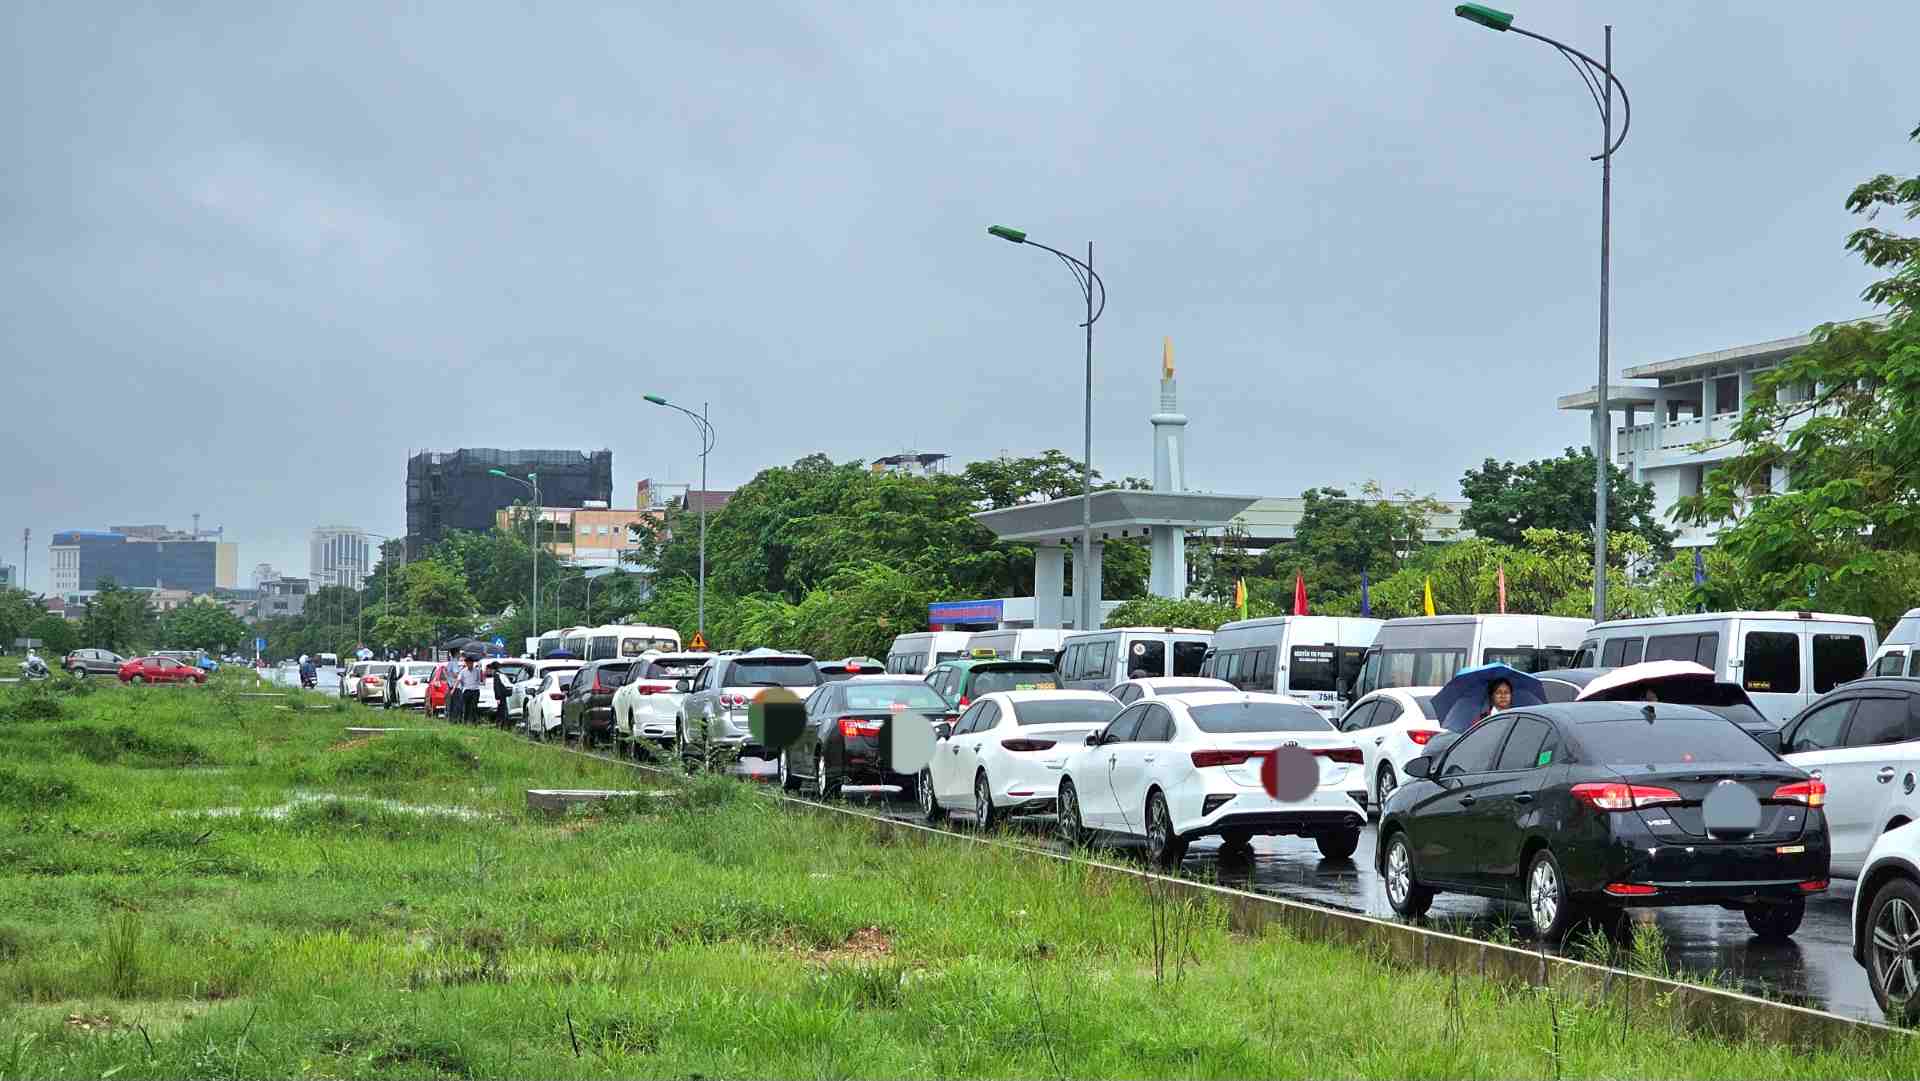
<box><xmin>1559</xmin><ymin>316</ymin><xmax>1887</xmax><ymax>548</ymax></box>
<box><xmin>310</xmin><ymin>526</ymin><xmax>371</xmax><ymax>591</ymax></box>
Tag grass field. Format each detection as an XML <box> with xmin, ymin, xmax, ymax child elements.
<box><xmin>0</xmin><ymin>674</ymin><xmax>1914</xmax><ymax>1079</ymax></box>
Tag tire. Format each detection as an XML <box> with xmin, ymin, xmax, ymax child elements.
<box><xmin>1526</xmin><ymin>848</ymin><xmax>1579</xmax><ymax>942</ymax></box>
<box><xmin>973</xmin><ymin>773</ymin><xmax>998</xmax><ymax>831</ymax></box>
<box><xmin>1382</xmin><ymin>830</ymin><xmax>1434</xmax><ymax>918</ymax></box>
<box><xmin>816</xmin><ymin>751</ymin><xmax>840</xmax><ymax>800</ymax></box>
<box><xmin>779</xmin><ymin>751</ymin><xmax>802</xmax><ymax>792</ymax></box>
<box><xmin>678</xmin><ymin>722</ymin><xmax>701</xmax><ymax>775</ymax></box>
<box><xmin>1316</xmin><ymin>829</ymin><xmax>1361</xmax><ymax>862</ymax></box>
<box><xmin>1744</xmin><ymin>897</ymin><xmax>1806</xmax><ymax>941</ymax></box>
<box><xmin>918</xmin><ymin>768</ymin><xmax>943</xmax><ymax>822</ymax></box>
<box><xmin>1144</xmin><ymin>790</ymin><xmax>1187</xmax><ymax>867</ymax></box>
<box><xmin>1864</xmin><ymin>876</ymin><xmax>1920</xmax><ymax>1024</ymax></box>
<box><xmin>130</xmin><ymin>676</ymin><xmax>145</xmax><ymax>685</ymax></box>
<box><xmin>1375</xmin><ymin>762</ymin><xmax>1398</xmax><ymax>807</ymax></box>
<box><xmin>1056</xmin><ymin>779</ymin><xmax>1086</xmax><ymax>845</ymax></box>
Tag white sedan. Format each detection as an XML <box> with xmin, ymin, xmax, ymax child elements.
<box><xmin>525</xmin><ymin>671</ymin><xmax>571</xmax><ymax>739</ymax></box>
<box><xmin>1854</xmin><ymin>820</ymin><xmax>1920</xmax><ymax>1024</ymax></box>
<box><xmin>920</xmin><ymin>691</ymin><xmax>1122</xmax><ymax>829</ymax></box>
<box><xmin>1331</xmin><ymin>686</ymin><xmax>1444</xmax><ymax>808</ymax></box>
<box><xmin>393</xmin><ymin>662</ymin><xmax>438</xmax><ymax>709</ymax></box>
<box><xmin>1056</xmin><ymin>691</ymin><xmax>1368</xmax><ymax>866</ymax></box>
<box><xmin>1110</xmin><ymin>676</ymin><xmax>1234</xmax><ymax>705</ymax></box>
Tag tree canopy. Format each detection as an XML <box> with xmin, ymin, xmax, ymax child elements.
<box><xmin>1461</xmin><ymin>447</ymin><xmax>1672</xmax><ymax>554</ymax></box>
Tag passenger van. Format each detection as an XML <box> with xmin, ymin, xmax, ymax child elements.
<box><xmin>581</xmin><ymin>624</ymin><xmax>682</xmax><ymax>661</ymax></box>
<box><xmin>1576</xmin><ymin>611</ymin><xmax>1878</xmax><ymax>723</ymax></box>
<box><xmin>1199</xmin><ymin>616</ymin><xmax>1383</xmax><ymax>717</ymax></box>
<box><xmin>1057</xmin><ymin>627</ymin><xmax>1212</xmax><ymax>692</ymax></box>
<box><xmin>885</xmin><ymin>631</ymin><xmax>972</xmax><ymax>675</ymax></box>
<box><xmin>965</xmin><ymin>628</ymin><xmax>1070</xmax><ymax>663</ymax></box>
<box><xmin>535</xmin><ymin>627</ymin><xmax>589</xmax><ymax>659</ymax></box>
<box><xmin>1869</xmin><ymin>609</ymin><xmax>1920</xmax><ymax>678</ymax></box>
<box><xmin>1355</xmin><ymin>615</ymin><xmax>1591</xmax><ymax>699</ymax></box>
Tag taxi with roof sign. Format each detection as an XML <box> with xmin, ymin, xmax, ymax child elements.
<box><xmin>925</xmin><ymin>656</ymin><xmax>1062</xmax><ymax>710</ymax></box>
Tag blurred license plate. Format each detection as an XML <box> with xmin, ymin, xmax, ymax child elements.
<box><xmin>1015</xmin><ymin>682</ymin><xmax>1057</xmax><ymax>690</ymax></box>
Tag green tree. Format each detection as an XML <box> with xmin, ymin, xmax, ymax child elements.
<box><xmin>0</xmin><ymin>587</ymin><xmax>42</xmax><ymax>649</ymax></box>
<box><xmin>1267</xmin><ymin>483</ymin><xmax>1448</xmax><ymax>600</ymax></box>
<box><xmin>26</xmin><ymin>614</ymin><xmax>77</xmax><ymax>655</ymax></box>
<box><xmin>1102</xmin><ymin>595</ymin><xmax>1239</xmax><ymax>631</ymax></box>
<box><xmin>1462</xmin><ymin>448</ymin><xmax>1672</xmax><ymax>553</ymax></box>
<box><xmin>78</xmin><ymin>580</ymin><xmax>158</xmax><ymax>654</ymax></box>
<box><xmin>1676</xmin><ymin>123</ymin><xmax>1920</xmax><ymax>630</ymax></box>
<box><xmin>402</xmin><ymin>560</ymin><xmax>478</xmax><ymax>644</ymax></box>
<box><xmin>159</xmin><ymin>600</ymin><xmax>254</xmax><ymax>654</ymax></box>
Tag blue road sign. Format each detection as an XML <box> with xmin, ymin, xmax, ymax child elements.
<box><xmin>255</xmin><ymin>637</ymin><xmax>267</xmax><ymax>651</ymax></box>
<box><xmin>491</xmin><ymin>636</ymin><xmax>506</xmax><ymax>648</ymax></box>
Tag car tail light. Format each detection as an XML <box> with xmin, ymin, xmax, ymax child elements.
<box><xmin>1772</xmin><ymin>779</ymin><xmax>1826</xmax><ymax>807</ymax></box>
<box><xmin>839</xmin><ymin>717</ymin><xmax>883</xmax><ymax>738</ymax></box>
<box><xmin>1000</xmin><ymin>738</ymin><xmax>1057</xmax><ymax>752</ymax></box>
<box><xmin>1571</xmin><ymin>782</ymin><xmax>1684</xmax><ymax>811</ymax></box>
<box><xmin>548</xmin><ymin>691</ymin><xmax>565</xmax><ymax>700</ymax></box>
<box><xmin>722</xmin><ymin>692</ymin><xmax>752</xmax><ymax>710</ymax></box>
<box><xmin>1603</xmin><ymin>882</ymin><xmax>1658</xmax><ymax>896</ymax></box>
<box><xmin>1312</xmin><ymin>747</ymin><xmax>1364</xmax><ymax>765</ymax></box>
<box><xmin>1406</xmin><ymin>729</ymin><xmax>1442</xmax><ymax>746</ymax></box>
<box><xmin>1799</xmin><ymin>879</ymin><xmax>1829</xmax><ymax>892</ymax></box>
<box><xmin>957</xmin><ymin>695</ymin><xmax>970</xmax><ymax>708</ymax></box>
<box><xmin>634</xmin><ymin>684</ymin><xmax>661</xmax><ymax>695</ymax></box>
<box><xmin>592</xmin><ymin>673</ymin><xmax>607</xmax><ymax>692</ymax></box>
<box><xmin>1191</xmin><ymin>749</ymin><xmax>1260</xmax><ymax>768</ymax></box>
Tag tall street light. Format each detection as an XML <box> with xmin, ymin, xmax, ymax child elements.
<box><xmin>986</xmin><ymin>225</ymin><xmax>1107</xmax><ymax>632</ymax></box>
<box><xmin>364</xmin><ymin>532</ymin><xmax>398</xmax><ymax>651</ymax></box>
<box><xmin>488</xmin><ymin>469</ymin><xmax>541</xmax><ymax>648</ymax></box>
<box><xmin>643</xmin><ymin>395</ymin><xmax>715</xmax><ymax>637</ymax></box>
<box><xmin>1454</xmin><ymin>3</ymin><xmax>1631</xmax><ymax>622</ymax></box>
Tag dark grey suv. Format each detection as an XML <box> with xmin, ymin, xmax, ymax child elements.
<box><xmin>63</xmin><ymin>648</ymin><xmax>125</xmax><ymax>677</ymax></box>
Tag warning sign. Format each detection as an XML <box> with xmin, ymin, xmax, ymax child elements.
<box><xmin>690</xmin><ymin>632</ymin><xmax>708</xmax><ymax>651</ymax></box>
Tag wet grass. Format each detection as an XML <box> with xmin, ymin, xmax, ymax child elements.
<box><xmin>0</xmin><ymin>677</ymin><xmax>1916</xmax><ymax>1078</ymax></box>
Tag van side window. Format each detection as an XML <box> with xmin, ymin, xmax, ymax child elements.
<box><xmin>1618</xmin><ymin>638</ymin><xmax>1644</xmax><ymax>665</ymax></box>
<box><xmin>1875</xmin><ymin>652</ymin><xmax>1908</xmax><ymax>677</ymax></box>
<box><xmin>1252</xmin><ymin>647</ymin><xmax>1277</xmax><ymax>690</ymax></box>
<box><xmin>1743</xmin><ymin>632</ymin><xmax>1801</xmax><ymax>694</ymax></box>
<box><xmin>1813</xmin><ymin>633</ymin><xmax>1868</xmax><ymax>694</ymax></box>
<box><xmin>1084</xmin><ymin>641</ymin><xmax>1112</xmax><ymax>681</ymax></box>
<box><xmin>1173</xmin><ymin>640</ymin><xmax>1209</xmax><ymax>678</ymax></box>
<box><xmin>1289</xmin><ymin>647</ymin><xmax>1337</xmax><ymax>692</ymax></box>
<box><xmin>1573</xmin><ymin>642</ymin><xmax>1598</xmax><ymax>668</ymax></box>
<box><xmin>1601</xmin><ymin>639</ymin><xmax>1626</xmax><ymax>666</ymax></box>
<box><xmin>1130</xmin><ymin>639</ymin><xmax>1166</xmax><ymax>678</ymax></box>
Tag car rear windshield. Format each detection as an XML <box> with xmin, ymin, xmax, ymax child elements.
<box><xmin>643</xmin><ymin>657</ymin><xmax>705</xmax><ymax>678</ymax></box>
<box><xmin>1188</xmin><ymin>701</ymin><xmax>1334</xmax><ymax>734</ymax></box>
<box><xmin>594</xmin><ymin>664</ymin><xmax>628</xmax><ymax>688</ymax></box>
<box><xmin>1013</xmin><ymin>699</ymin><xmax>1119</xmax><ymax>726</ymax></box>
<box><xmin>844</xmin><ymin>683</ymin><xmax>949</xmax><ymax>711</ymax></box>
<box><xmin>1573</xmin><ymin>716</ymin><xmax>1778</xmax><ymax>766</ymax></box>
<box><xmin>405</xmin><ymin>664</ymin><xmax>437</xmax><ymax>677</ymax></box>
<box><xmin>1413</xmin><ymin>695</ymin><xmax>1439</xmax><ymax>719</ymax></box>
<box><xmin>970</xmin><ymin>665</ymin><xmax>1059</xmax><ymax>695</ymax></box>
<box><xmin>728</xmin><ymin>658</ymin><xmax>820</xmax><ymax>687</ymax></box>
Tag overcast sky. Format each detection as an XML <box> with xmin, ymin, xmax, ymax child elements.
<box><xmin>4</xmin><ymin>2</ymin><xmax>1914</xmax><ymax>587</ymax></box>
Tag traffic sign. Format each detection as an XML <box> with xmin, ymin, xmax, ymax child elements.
<box><xmin>491</xmin><ymin>636</ymin><xmax>506</xmax><ymax>648</ymax></box>
<box><xmin>690</xmin><ymin>631</ymin><xmax>708</xmax><ymax>650</ymax></box>
<box><xmin>255</xmin><ymin>637</ymin><xmax>267</xmax><ymax>652</ymax></box>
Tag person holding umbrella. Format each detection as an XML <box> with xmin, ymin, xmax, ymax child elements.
<box><xmin>1431</xmin><ymin>663</ymin><xmax>1545</xmax><ymax>734</ymax></box>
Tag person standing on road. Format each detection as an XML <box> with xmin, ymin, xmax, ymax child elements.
<box><xmin>456</xmin><ymin>655</ymin><xmax>484</xmax><ymax>725</ymax></box>
<box><xmin>443</xmin><ymin>660</ymin><xmax>464</xmax><ymax>724</ymax></box>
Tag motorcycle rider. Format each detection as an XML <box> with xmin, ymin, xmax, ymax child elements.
<box><xmin>21</xmin><ymin>649</ymin><xmax>50</xmax><ymax>680</ymax></box>
<box><xmin>298</xmin><ymin>655</ymin><xmax>318</xmax><ymax>689</ymax></box>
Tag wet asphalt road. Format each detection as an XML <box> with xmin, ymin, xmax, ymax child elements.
<box><xmin>260</xmin><ymin>669</ymin><xmax>1881</xmax><ymax>1026</ymax></box>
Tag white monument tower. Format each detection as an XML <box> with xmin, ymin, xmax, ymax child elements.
<box><xmin>1148</xmin><ymin>337</ymin><xmax>1190</xmax><ymax>597</ymax></box>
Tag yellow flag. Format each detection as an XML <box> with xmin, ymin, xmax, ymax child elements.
<box><xmin>1423</xmin><ymin>577</ymin><xmax>1436</xmax><ymax>617</ymax></box>
<box><xmin>1234</xmin><ymin>578</ymin><xmax>1247</xmax><ymax>619</ymax></box>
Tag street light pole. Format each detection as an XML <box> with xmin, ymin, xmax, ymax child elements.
<box><xmin>644</xmin><ymin>395</ymin><xmax>716</xmax><ymax>637</ymax></box>
<box><xmin>1454</xmin><ymin>4</ymin><xmax>1630</xmax><ymax>622</ymax></box>
<box><xmin>986</xmin><ymin>225</ymin><xmax>1107</xmax><ymax>632</ymax></box>
<box><xmin>488</xmin><ymin>469</ymin><xmax>541</xmax><ymax>651</ymax></box>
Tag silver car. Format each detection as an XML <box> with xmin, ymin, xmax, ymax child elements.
<box><xmin>677</xmin><ymin>648</ymin><xmax>821</xmax><ymax>767</ymax></box>
<box><xmin>63</xmin><ymin>648</ymin><xmax>125</xmax><ymax>677</ymax></box>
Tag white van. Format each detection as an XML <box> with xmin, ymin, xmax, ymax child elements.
<box><xmin>885</xmin><ymin>631</ymin><xmax>973</xmax><ymax>675</ymax></box>
<box><xmin>1576</xmin><ymin>611</ymin><xmax>1878</xmax><ymax>723</ymax></box>
<box><xmin>582</xmin><ymin>624</ymin><xmax>682</xmax><ymax>661</ymax></box>
<box><xmin>1869</xmin><ymin>609</ymin><xmax>1920</xmax><ymax>678</ymax></box>
<box><xmin>535</xmin><ymin>627</ymin><xmax>589</xmax><ymax>659</ymax></box>
<box><xmin>1199</xmin><ymin>616</ymin><xmax>1383</xmax><ymax>717</ymax></box>
<box><xmin>1355</xmin><ymin>615</ymin><xmax>1591</xmax><ymax>698</ymax></box>
<box><xmin>965</xmin><ymin>629</ymin><xmax>1070</xmax><ymax>663</ymax></box>
<box><xmin>1057</xmin><ymin>627</ymin><xmax>1213</xmax><ymax>692</ymax></box>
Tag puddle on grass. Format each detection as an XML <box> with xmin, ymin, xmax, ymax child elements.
<box><xmin>178</xmin><ymin>791</ymin><xmax>489</xmax><ymax>821</ymax></box>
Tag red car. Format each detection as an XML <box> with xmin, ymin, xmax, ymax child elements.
<box><xmin>118</xmin><ymin>656</ymin><xmax>207</xmax><ymax>685</ymax></box>
<box><xmin>426</xmin><ymin>664</ymin><xmax>452</xmax><ymax>715</ymax></box>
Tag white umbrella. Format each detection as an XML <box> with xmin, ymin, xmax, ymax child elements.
<box><xmin>1575</xmin><ymin>660</ymin><xmax>1716</xmax><ymax>701</ymax></box>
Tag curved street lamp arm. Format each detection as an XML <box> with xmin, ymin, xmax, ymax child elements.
<box><xmin>655</xmin><ymin>400</ymin><xmax>717</xmax><ymax>455</ymax></box>
<box><xmin>1508</xmin><ymin>25</ymin><xmax>1630</xmax><ymax>157</ymax></box>
<box><xmin>1023</xmin><ymin>239</ymin><xmax>1108</xmax><ymax>327</ymax></box>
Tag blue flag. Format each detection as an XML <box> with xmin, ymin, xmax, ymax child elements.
<box><xmin>1693</xmin><ymin>548</ymin><xmax>1706</xmax><ymax>586</ymax></box>
<box><xmin>1360</xmin><ymin>569</ymin><xmax>1372</xmax><ymax>617</ymax></box>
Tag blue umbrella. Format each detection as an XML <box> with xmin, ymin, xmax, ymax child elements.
<box><xmin>1431</xmin><ymin>663</ymin><xmax>1547</xmax><ymax>733</ymax></box>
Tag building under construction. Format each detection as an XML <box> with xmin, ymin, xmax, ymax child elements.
<box><xmin>405</xmin><ymin>448</ymin><xmax>613</xmax><ymax>559</ymax></box>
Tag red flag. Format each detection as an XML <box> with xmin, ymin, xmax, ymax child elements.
<box><xmin>1497</xmin><ymin>564</ymin><xmax>1508</xmax><ymax>614</ymax></box>
<box><xmin>1292</xmin><ymin>572</ymin><xmax>1308</xmax><ymax>616</ymax></box>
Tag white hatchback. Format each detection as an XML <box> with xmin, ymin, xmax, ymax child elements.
<box><xmin>920</xmin><ymin>691</ymin><xmax>1122</xmax><ymax>829</ymax></box>
<box><xmin>394</xmin><ymin>662</ymin><xmax>438</xmax><ymax>709</ymax></box>
<box><xmin>1056</xmin><ymin>691</ymin><xmax>1368</xmax><ymax>866</ymax></box>
<box><xmin>1331</xmin><ymin>686</ymin><xmax>1445</xmax><ymax>808</ymax></box>
<box><xmin>525</xmin><ymin>671</ymin><xmax>571</xmax><ymax>739</ymax></box>
<box><xmin>506</xmin><ymin>660</ymin><xmax>581</xmax><ymax>722</ymax></box>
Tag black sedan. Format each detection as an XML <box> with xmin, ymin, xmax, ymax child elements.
<box><xmin>1377</xmin><ymin>701</ymin><xmax>1829</xmax><ymax>941</ymax></box>
<box><xmin>560</xmin><ymin>660</ymin><xmax>629</xmax><ymax>750</ymax></box>
<box><xmin>781</xmin><ymin>677</ymin><xmax>956</xmax><ymax>799</ymax></box>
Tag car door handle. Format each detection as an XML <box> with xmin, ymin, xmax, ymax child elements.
<box><xmin>1879</xmin><ymin>767</ymin><xmax>1897</xmax><ymax>783</ymax></box>
<box><xmin>1373</xmin><ymin>736</ymin><xmax>1384</xmax><ymax>745</ymax></box>
<box><xmin>1808</xmin><ymin>769</ymin><xmax>1823</xmax><ymax>780</ymax></box>
<box><xmin>1143</xmin><ymin>755</ymin><xmax>1157</xmax><ymax>764</ymax></box>
<box><xmin>1458</xmin><ymin>795</ymin><xmax>1476</xmax><ymax>806</ymax></box>
<box><xmin>1514</xmin><ymin>793</ymin><xmax>1534</xmax><ymax>804</ymax></box>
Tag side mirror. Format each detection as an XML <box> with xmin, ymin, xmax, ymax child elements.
<box><xmin>934</xmin><ymin>721</ymin><xmax>953</xmax><ymax>741</ymax></box>
<box><xmin>1335</xmin><ymin>677</ymin><xmax>1350</xmax><ymax>698</ymax></box>
<box><xmin>674</xmin><ymin>678</ymin><xmax>692</xmax><ymax>693</ymax></box>
<box><xmin>1403</xmin><ymin>756</ymin><xmax>1432</xmax><ymax>780</ymax></box>
<box><xmin>1085</xmin><ymin>731</ymin><xmax>1102</xmax><ymax>747</ymax></box>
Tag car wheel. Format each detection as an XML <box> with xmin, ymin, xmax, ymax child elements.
<box><xmin>1527</xmin><ymin>849</ymin><xmax>1579</xmax><ymax>942</ymax></box>
<box><xmin>1144</xmin><ymin>791</ymin><xmax>1187</xmax><ymax>867</ymax></box>
<box><xmin>129</xmin><ymin>676</ymin><xmax>144</xmax><ymax>685</ymax></box>
<box><xmin>1865</xmin><ymin>876</ymin><xmax>1920</xmax><ymax>1024</ymax></box>
<box><xmin>1316</xmin><ymin>829</ymin><xmax>1361</xmax><ymax>862</ymax></box>
<box><xmin>1744</xmin><ymin>897</ymin><xmax>1806</xmax><ymax>941</ymax></box>
<box><xmin>1056</xmin><ymin>779</ymin><xmax>1086</xmax><ymax>846</ymax></box>
<box><xmin>1375</xmin><ymin>762</ymin><xmax>1398</xmax><ymax>806</ymax></box>
<box><xmin>1382</xmin><ymin>830</ymin><xmax>1434</xmax><ymax>918</ymax></box>
<box><xmin>918</xmin><ymin>768</ymin><xmax>942</xmax><ymax>823</ymax></box>
<box><xmin>973</xmin><ymin>773</ymin><xmax>998</xmax><ymax>831</ymax></box>
<box><xmin>816</xmin><ymin>751</ymin><xmax>839</xmax><ymax>800</ymax></box>
<box><xmin>779</xmin><ymin>751</ymin><xmax>801</xmax><ymax>792</ymax></box>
